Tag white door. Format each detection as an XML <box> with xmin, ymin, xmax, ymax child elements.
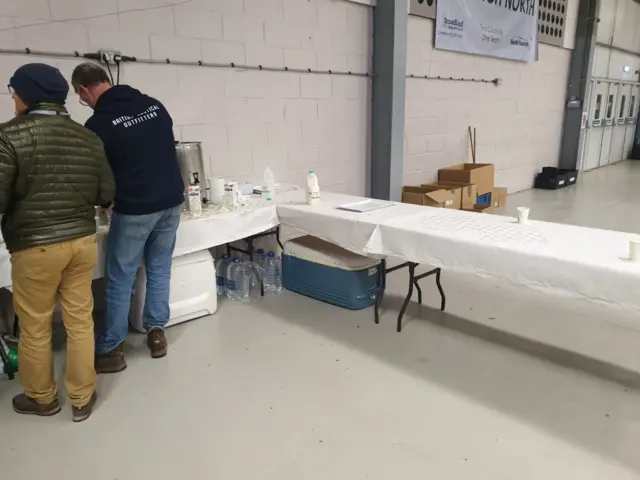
<box><xmin>598</xmin><ymin>82</ymin><xmax>619</xmax><ymax>167</ymax></box>
<box><xmin>623</xmin><ymin>85</ymin><xmax>639</xmax><ymax>159</ymax></box>
<box><xmin>609</xmin><ymin>83</ymin><xmax>631</xmax><ymax>164</ymax></box>
<box><xmin>583</xmin><ymin>80</ymin><xmax>608</xmax><ymax>171</ymax></box>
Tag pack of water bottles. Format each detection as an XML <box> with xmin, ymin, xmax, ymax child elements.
<box><xmin>215</xmin><ymin>250</ymin><xmax>282</xmax><ymax>303</ymax></box>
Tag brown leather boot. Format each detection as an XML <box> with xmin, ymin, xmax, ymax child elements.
<box><xmin>147</xmin><ymin>329</ymin><xmax>168</xmax><ymax>359</ymax></box>
<box><xmin>13</xmin><ymin>394</ymin><xmax>61</xmax><ymax>417</ymax></box>
<box><xmin>72</xmin><ymin>391</ymin><xmax>97</xmax><ymax>423</ymax></box>
<box><xmin>95</xmin><ymin>344</ymin><xmax>127</xmax><ymax>374</ymax></box>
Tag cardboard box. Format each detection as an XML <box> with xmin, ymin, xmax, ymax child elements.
<box><xmin>402</xmin><ymin>186</ymin><xmax>461</xmax><ymax>209</ymax></box>
<box><xmin>438</xmin><ymin>163</ymin><xmax>495</xmax><ymax>195</ymax></box>
<box><xmin>492</xmin><ymin>187</ymin><xmax>508</xmax><ymax>208</ymax></box>
<box><xmin>463</xmin><ymin>205</ymin><xmax>494</xmax><ymax>214</ymax></box>
<box><xmin>422</xmin><ymin>181</ymin><xmax>478</xmax><ymax>210</ymax></box>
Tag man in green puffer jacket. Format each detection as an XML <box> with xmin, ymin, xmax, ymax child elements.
<box><xmin>0</xmin><ymin>63</ymin><xmax>115</xmax><ymax>423</ymax></box>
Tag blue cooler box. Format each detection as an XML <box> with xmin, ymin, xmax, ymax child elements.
<box><xmin>283</xmin><ymin>236</ymin><xmax>381</xmax><ymax>310</ymax></box>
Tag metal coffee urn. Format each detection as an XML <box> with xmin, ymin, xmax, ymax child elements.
<box><xmin>175</xmin><ymin>141</ymin><xmax>207</xmax><ymax>203</ymax></box>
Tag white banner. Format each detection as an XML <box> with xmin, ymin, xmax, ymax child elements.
<box><xmin>435</xmin><ymin>0</ymin><xmax>538</xmax><ymax>62</ymax></box>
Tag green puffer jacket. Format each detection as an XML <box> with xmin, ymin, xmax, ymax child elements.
<box><xmin>0</xmin><ymin>103</ymin><xmax>116</xmax><ymax>253</ymax></box>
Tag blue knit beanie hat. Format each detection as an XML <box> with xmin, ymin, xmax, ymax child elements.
<box><xmin>9</xmin><ymin>63</ymin><xmax>69</xmax><ymax>106</ymax></box>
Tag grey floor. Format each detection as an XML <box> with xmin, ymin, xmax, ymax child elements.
<box><xmin>1</xmin><ymin>162</ymin><xmax>640</xmax><ymax>479</ymax></box>
<box><xmin>498</xmin><ymin>160</ymin><xmax>640</xmax><ymax>232</ymax></box>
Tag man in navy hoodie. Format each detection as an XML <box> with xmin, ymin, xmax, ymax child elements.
<box><xmin>71</xmin><ymin>63</ymin><xmax>184</xmax><ymax>373</ymax></box>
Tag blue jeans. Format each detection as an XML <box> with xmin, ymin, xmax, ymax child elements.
<box><xmin>97</xmin><ymin>206</ymin><xmax>181</xmax><ymax>354</ymax></box>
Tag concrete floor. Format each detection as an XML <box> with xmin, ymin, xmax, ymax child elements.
<box><xmin>498</xmin><ymin>160</ymin><xmax>640</xmax><ymax>232</ymax></box>
<box><xmin>1</xmin><ymin>162</ymin><xmax>640</xmax><ymax>479</ymax></box>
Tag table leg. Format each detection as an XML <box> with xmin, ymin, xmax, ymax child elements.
<box><xmin>436</xmin><ymin>268</ymin><xmax>445</xmax><ymax>311</ymax></box>
<box><xmin>247</xmin><ymin>237</ymin><xmax>254</xmax><ymax>262</ymax></box>
<box><xmin>397</xmin><ymin>263</ymin><xmax>416</xmax><ymax>333</ymax></box>
<box><xmin>374</xmin><ymin>259</ymin><xmax>387</xmax><ymax>325</ymax></box>
<box><xmin>377</xmin><ymin>264</ymin><xmax>446</xmax><ymax>333</ymax></box>
<box><xmin>414</xmin><ymin>279</ymin><xmax>423</xmax><ymax>305</ymax></box>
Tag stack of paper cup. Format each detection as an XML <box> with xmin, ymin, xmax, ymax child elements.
<box><xmin>210</xmin><ymin>177</ymin><xmax>225</xmax><ymax>205</ymax></box>
<box><xmin>630</xmin><ymin>236</ymin><xmax>640</xmax><ymax>262</ymax></box>
<box><xmin>517</xmin><ymin>207</ymin><xmax>530</xmax><ymax>224</ymax></box>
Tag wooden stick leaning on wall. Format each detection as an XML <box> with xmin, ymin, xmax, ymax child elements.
<box><xmin>468</xmin><ymin>126</ymin><xmax>477</xmax><ymax>164</ymax></box>
<box><xmin>473</xmin><ymin>127</ymin><xmax>478</xmax><ymax>165</ymax></box>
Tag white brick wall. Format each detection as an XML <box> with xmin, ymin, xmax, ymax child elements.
<box><xmin>0</xmin><ymin>0</ymin><xmax>372</xmax><ymax>196</ymax></box>
<box><xmin>404</xmin><ymin>16</ymin><xmax>571</xmax><ymax>194</ymax></box>
<box><xmin>0</xmin><ymin>1</ymin><xmax>576</xmax><ymax>198</ymax></box>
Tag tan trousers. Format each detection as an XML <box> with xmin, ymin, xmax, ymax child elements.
<box><xmin>11</xmin><ymin>235</ymin><xmax>98</xmax><ymax>408</ymax></box>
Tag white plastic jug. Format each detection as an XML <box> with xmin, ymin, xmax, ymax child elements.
<box><xmin>306</xmin><ymin>170</ymin><xmax>320</xmax><ymax>206</ymax></box>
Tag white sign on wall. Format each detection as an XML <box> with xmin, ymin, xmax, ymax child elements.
<box><xmin>435</xmin><ymin>0</ymin><xmax>539</xmax><ymax>62</ymax></box>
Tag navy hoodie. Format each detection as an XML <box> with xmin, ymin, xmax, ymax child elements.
<box><xmin>85</xmin><ymin>85</ymin><xmax>184</xmax><ymax>215</ymax></box>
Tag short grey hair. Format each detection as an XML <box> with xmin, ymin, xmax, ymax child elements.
<box><xmin>71</xmin><ymin>62</ymin><xmax>111</xmax><ymax>92</ymax></box>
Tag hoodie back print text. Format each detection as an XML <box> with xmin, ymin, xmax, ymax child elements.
<box><xmin>112</xmin><ymin>104</ymin><xmax>160</xmax><ymax>128</ymax></box>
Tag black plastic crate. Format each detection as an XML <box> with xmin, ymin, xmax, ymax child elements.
<box><xmin>561</xmin><ymin>169</ymin><xmax>579</xmax><ymax>186</ymax></box>
<box><xmin>544</xmin><ymin>168</ymin><xmax>579</xmax><ymax>185</ymax></box>
<box><xmin>535</xmin><ymin>170</ymin><xmax>569</xmax><ymax>190</ymax></box>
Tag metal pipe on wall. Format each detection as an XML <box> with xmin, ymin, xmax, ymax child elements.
<box><xmin>0</xmin><ymin>47</ymin><xmax>374</xmax><ymax>78</ymax></box>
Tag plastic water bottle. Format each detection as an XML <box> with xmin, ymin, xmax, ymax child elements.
<box><xmin>254</xmin><ymin>248</ymin><xmax>266</xmax><ymax>269</ymax></box>
<box><xmin>226</xmin><ymin>258</ymin><xmax>251</xmax><ymax>303</ymax></box>
<box><xmin>249</xmin><ymin>249</ymin><xmax>265</xmax><ymax>288</ymax></box>
<box><xmin>263</xmin><ymin>252</ymin><xmax>283</xmax><ymax>294</ymax></box>
<box><xmin>226</xmin><ymin>258</ymin><xmax>240</xmax><ymax>300</ymax></box>
<box><xmin>264</xmin><ymin>167</ymin><xmax>276</xmax><ymax>200</ymax></box>
<box><xmin>215</xmin><ymin>255</ymin><xmax>230</xmax><ymax>296</ymax></box>
<box><xmin>306</xmin><ymin>170</ymin><xmax>320</xmax><ymax>206</ymax></box>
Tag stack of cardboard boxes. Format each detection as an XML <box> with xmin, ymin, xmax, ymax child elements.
<box><xmin>402</xmin><ymin>163</ymin><xmax>507</xmax><ymax>214</ymax></box>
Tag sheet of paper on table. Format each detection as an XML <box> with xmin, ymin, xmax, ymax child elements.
<box><xmin>253</xmin><ymin>183</ymin><xmax>299</xmax><ymax>194</ymax></box>
<box><xmin>337</xmin><ymin>200</ymin><xmax>394</xmax><ymax>213</ymax></box>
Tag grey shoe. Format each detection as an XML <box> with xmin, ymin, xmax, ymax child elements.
<box><xmin>72</xmin><ymin>391</ymin><xmax>97</xmax><ymax>423</ymax></box>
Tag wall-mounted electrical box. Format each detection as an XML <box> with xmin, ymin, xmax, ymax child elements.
<box><xmin>98</xmin><ymin>49</ymin><xmax>121</xmax><ymax>63</ymax></box>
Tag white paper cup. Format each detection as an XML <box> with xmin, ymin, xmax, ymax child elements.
<box><xmin>630</xmin><ymin>236</ymin><xmax>640</xmax><ymax>262</ymax></box>
<box><xmin>210</xmin><ymin>177</ymin><xmax>225</xmax><ymax>205</ymax></box>
<box><xmin>517</xmin><ymin>207</ymin><xmax>530</xmax><ymax>224</ymax></box>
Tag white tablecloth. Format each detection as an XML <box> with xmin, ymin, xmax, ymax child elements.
<box><xmin>275</xmin><ymin>193</ymin><xmax>640</xmax><ymax>312</ymax></box>
<box><xmin>276</xmin><ymin>191</ymin><xmax>424</xmax><ymax>257</ymax></box>
<box><xmin>1</xmin><ymin>190</ymin><xmax>639</xmax><ymax>311</ymax></box>
<box><xmin>377</xmin><ymin>208</ymin><xmax>640</xmax><ymax>311</ymax></box>
<box><xmin>174</xmin><ymin>205</ymin><xmax>278</xmax><ymax>257</ymax></box>
<box><xmin>0</xmin><ymin>205</ymin><xmax>279</xmax><ymax>290</ymax></box>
